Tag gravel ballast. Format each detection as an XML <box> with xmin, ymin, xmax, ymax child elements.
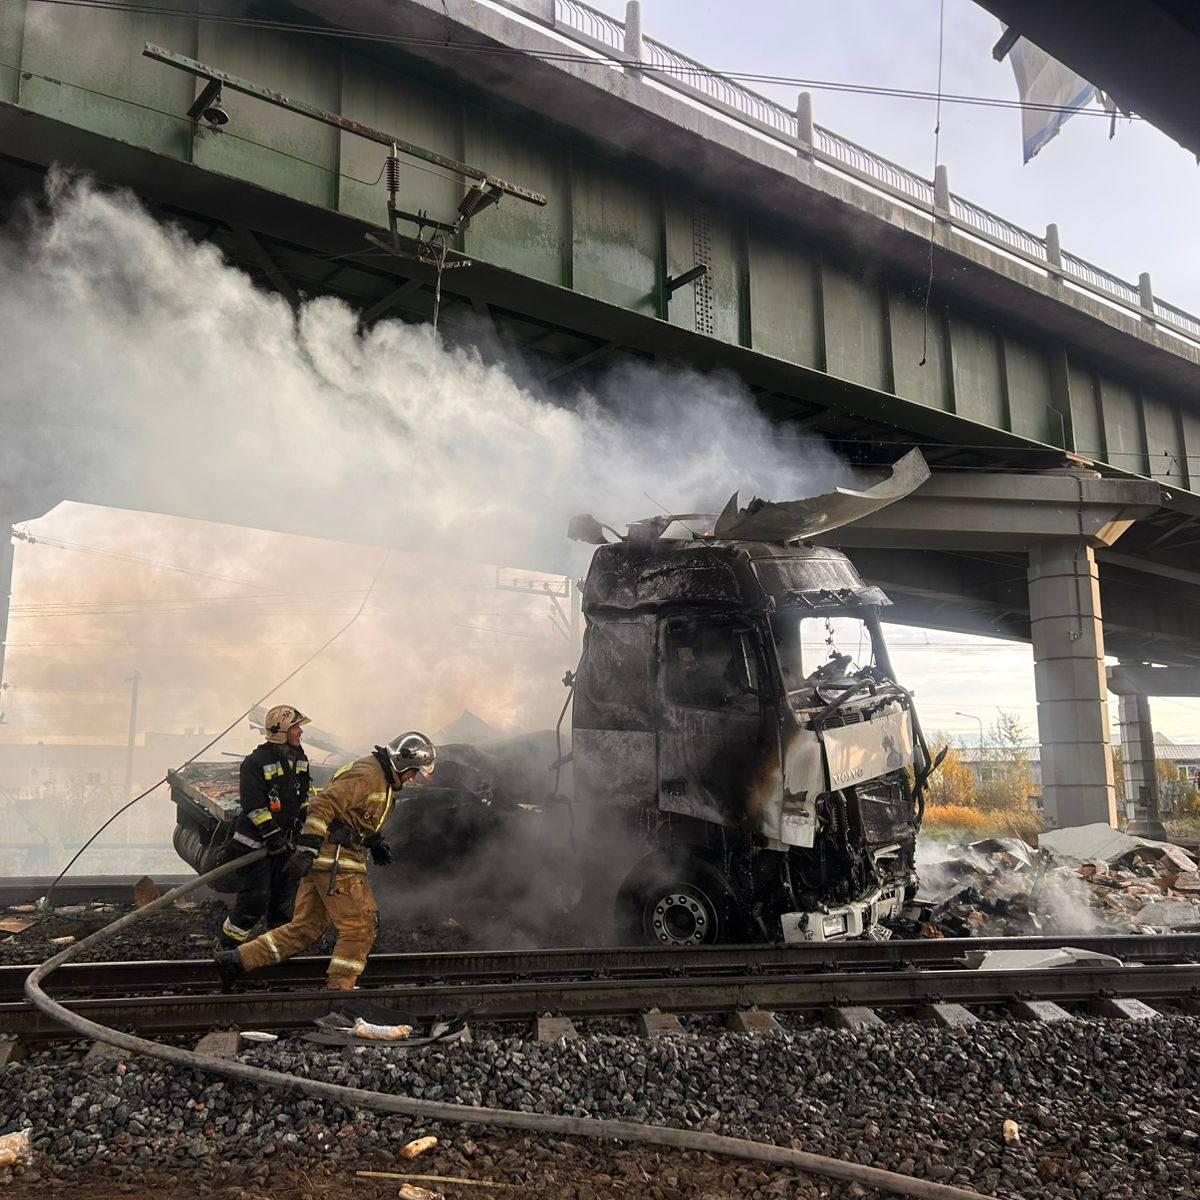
<box><xmin>2</xmin><ymin>1015</ymin><xmax>1199</xmax><ymax>1198</ymax></box>
<box><xmin>0</xmin><ymin>900</ymin><xmax>475</xmax><ymax>966</ymax></box>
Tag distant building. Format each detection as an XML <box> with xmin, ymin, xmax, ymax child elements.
<box><xmin>957</xmin><ymin>745</ymin><xmax>1042</xmax><ymax>788</ymax></box>
<box><xmin>0</xmin><ymin>730</ymin><xmax>233</xmax><ymax>874</ymax></box>
<box><xmin>957</xmin><ymin>734</ymin><xmax>1200</xmax><ymax>801</ymax></box>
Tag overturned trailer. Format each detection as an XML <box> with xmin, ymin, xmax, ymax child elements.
<box><xmin>568</xmin><ymin>450</ymin><xmax>940</xmax><ymax>944</ymax></box>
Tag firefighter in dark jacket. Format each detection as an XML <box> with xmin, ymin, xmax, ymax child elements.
<box><xmin>218</xmin><ymin>704</ymin><xmax>312</xmax><ymax>949</ymax></box>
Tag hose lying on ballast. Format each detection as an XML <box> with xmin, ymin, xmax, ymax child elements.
<box><xmin>25</xmin><ymin>852</ymin><xmax>996</xmax><ymax>1200</ymax></box>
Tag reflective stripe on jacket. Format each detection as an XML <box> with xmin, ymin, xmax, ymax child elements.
<box><xmin>235</xmin><ymin>742</ymin><xmax>310</xmax><ymax>848</ymax></box>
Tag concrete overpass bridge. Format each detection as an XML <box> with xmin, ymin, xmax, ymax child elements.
<box><xmin>1</xmin><ymin>0</ymin><xmax>1198</xmax><ymax>829</ymax></box>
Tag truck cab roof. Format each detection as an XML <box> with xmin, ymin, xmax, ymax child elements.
<box><xmin>581</xmin><ymin>537</ymin><xmax>890</xmax><ymax>615</ymax></box>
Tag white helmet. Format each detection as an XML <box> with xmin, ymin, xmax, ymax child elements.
<box><xmin>384</xmin><ymin>731</ymin><xmax>436</xmax><ymax>778</ymax></box>
<box><xmin>263</xmin><ymin>704</ymin><xmax>309</xmax><ymax>745</ymax></box>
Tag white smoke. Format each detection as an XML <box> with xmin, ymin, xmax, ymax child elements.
<box><xmin>1</xmin><ymin>173</ymin><xmax>841</xmax><ymax>572</ymax></box>
<box><xmin>0</xmin><ymin>174</ymin><xmax>845</xmax><ymax>872</ymax></box>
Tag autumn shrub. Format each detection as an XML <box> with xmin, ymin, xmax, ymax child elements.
<box><xmin>923</xmin><ymin>804</ymin><xmax>989</xmax><ymax>833</ymax></box>
<box><xmin>923</xmin><ymin>804</ymin><xmax>1043</xmax><ymax>841</ymax></box>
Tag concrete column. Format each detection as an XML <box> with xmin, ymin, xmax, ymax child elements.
<box><xmin>1117</xmin><ymin>689</ymin><xmax>1165</xmax><ymax>837</ymax></box>
<box><xmin>933</xmin><ymin>164</ymin><xmax>951</xmax><ymax>219</ymax></box>
<box><xmin>1028</xmin><ymin>539</ymin><xmax>1117</xmax><ymax>829</ymax></box>
<box><xmin>1044</xmin><ymin>223</ymin><xmax>1062</xmax><ymax>270</ymax></box>
<box><xmin>624</xmin><ymin>1</ymin><xmax>644</xmax><ymax>68</ymax></box>
<box><xmin>1138</xmin><ymin>271</ymin><xmax>1155</xmax><ymax>322</ymax></box>
<box><xmin>795</xmin><ymin>91</ymin><xmax>814</xmax><ymax>157</ymax></box>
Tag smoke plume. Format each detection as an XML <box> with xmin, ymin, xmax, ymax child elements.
<box><xmin>0</xmin><ymin>174</ymin><xmax>840</xmax><ymax>873</ymax></box>
<box><xmin>1</xmin><ymin>173</ymin><xmax>839</xmax><ymax>570</ymax></box>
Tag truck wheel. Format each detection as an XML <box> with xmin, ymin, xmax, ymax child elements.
<box><xmin>615</xmin><ymin>855</ymin><xmax>743</xmax><ymax>946</ymax></box>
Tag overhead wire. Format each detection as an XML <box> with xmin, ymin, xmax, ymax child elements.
<box><xmin>918</xmin><ymin>0</ymin><xmax>946</xmax><ymax>369</ymax></box>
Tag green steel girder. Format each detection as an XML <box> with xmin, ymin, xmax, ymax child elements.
<box><xmin>0</xmin><ymin>0</ymin><xmax>1195</xmax><ymax>504</ymax></box>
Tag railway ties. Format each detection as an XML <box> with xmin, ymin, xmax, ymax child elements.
<box><xmin>2</xmin><ymin>936</ymin><xmax>1200</xmax><ymax>1043</ymax></box>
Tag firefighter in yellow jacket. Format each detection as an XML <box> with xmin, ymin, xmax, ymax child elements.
<box><xmin>215</xmin><ymin>731</ymin><xmax>436</xmax><ymax>991</ymax></box>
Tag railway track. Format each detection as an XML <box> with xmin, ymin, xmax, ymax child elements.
<box><xmin>4</xmin><ymin>935</ymin><xmax>1200</xmax><ymax>1039</ymax></box>
<box><xmin>4</xmin><ymin>932</ymin><xmax>1200</xmax><ymax>997</ymax></box>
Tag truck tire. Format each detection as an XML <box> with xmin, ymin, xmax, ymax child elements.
<box><xmin>614</xmin><ymin>853</ymin><xmax>745</xmax><ymax>946</ymax></box>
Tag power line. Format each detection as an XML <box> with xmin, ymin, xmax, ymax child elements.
<box><xmin>23</xmin><ymin>0</ymin><xmax>1143</xmax><ymax>121</ymax></box>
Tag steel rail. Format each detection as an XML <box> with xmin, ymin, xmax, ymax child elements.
<box><xmin>4</xmin><ymin>933</ymin><xmax>1199</xmax><ymax>999</ymax></box>
<box><xmin>5</xmin><ymin>960</ymin><xmax>1200</xmax><ymax>1038</ymax></box>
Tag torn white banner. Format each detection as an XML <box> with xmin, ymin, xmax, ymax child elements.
<box><xmin>1008</xmin><ymin>36</ymin><xmax>1096</xmax><ymax>162</ymax></box>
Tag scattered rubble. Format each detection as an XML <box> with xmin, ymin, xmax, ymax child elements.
<box><xmin>909</xmin><ymin>823</ymin><xmax>1200</xmax><ymax>937</ymax></box>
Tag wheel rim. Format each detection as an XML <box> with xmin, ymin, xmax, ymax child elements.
<box><xmin>647</xmin><ymin>885</ymin><xmax>717</xmax><ymax>945</ymax></box>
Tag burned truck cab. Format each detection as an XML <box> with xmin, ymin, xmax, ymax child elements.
<box><xmin>569</xmin><ymin>452</ymin><xmax>936</xmax><ymax>945</ymax></box>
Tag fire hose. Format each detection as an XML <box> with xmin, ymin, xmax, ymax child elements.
<box><xmin>25</xmin><ymin>851</ymin><xmax>997</xmax><ymax>1200</ymax></box>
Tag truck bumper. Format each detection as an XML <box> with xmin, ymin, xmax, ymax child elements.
<box><xmin>779</xmin><ymin>880</ymin><xmax>909</xmax><ymax>943</ymax></box>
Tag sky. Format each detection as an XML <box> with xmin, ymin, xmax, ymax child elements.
<box><xmin>589</xmin><ymin>0</ymin><xmax>1200</xmax><ymax>313</ymax></box>
<box><xmin>1</xmin><ymin>0</ymin><xmax>1198</xmax><ymax>763</ymax></box>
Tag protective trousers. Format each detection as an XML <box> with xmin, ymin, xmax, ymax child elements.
<box><xmin>220</xmin><ymin>854</ymin><xmax>299</xmax><ymax>948</ymax></box>
<box><xmin>236</xmin><ymin>870</ymin><xmax>378</xmax><ymax>989</ymax></box>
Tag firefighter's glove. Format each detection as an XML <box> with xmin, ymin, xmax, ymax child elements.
<box><xmin>263</xmin><ymin>829</ymin><xmax>289</xmax><ymax>856</ymax></box>
<box><xmin>284</xmin><ymin>847</ymin><xmax>317</xmax><ymax>884</ymax></box>
<box><xmin>366</xmin><ymin>835</ymin><xmax>392</xmax><ymax>867</ymax></box>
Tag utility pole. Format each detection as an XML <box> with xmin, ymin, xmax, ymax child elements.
<box><xmin>956</xmin><ymin>710</ymin><xmax>985</xmax><ymax>773</ymax></box>
<box><xmin>123</xmin><ymin>669</ymin><xmax>140</xmax><ymax>809</ymax></box>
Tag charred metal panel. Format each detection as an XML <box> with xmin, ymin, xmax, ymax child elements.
<box><xmin>573</xmin><ymin>614</ymin><xmax>657</xmax><ymax>732</ymax></box>
<box><xmin>656</xmin><ymin>614</ymin><xmax>779</xmax><ymax>833</ymax></box>
<box><xmin>583</xmin><ymin>545</ymin><xmax>746</xmax><ymax>614</ymax></box>
<box><xmin>573</xmin><ymin>728</ymin><xmax>656</xmax><ymax>812</ymax></box>
<box><xmin>779</xmin><ymin>727</ymin><xmax>823</xmax><ymax>848</ymax></box>
<box><xmin>852</xmin><ymin>771</ymin><xmax>916</xmax><ymax>847</ymax></box>
<box><xmin>747</xmin><ymin>545</ymin><xmax>871</xmax><ymax>601</ymax></box>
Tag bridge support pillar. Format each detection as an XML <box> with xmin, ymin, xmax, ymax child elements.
<box><xmin>1115</xmin><ymin>689</ymin><xmax>1165</xmax><ymax>838</ymax></box>
<box><xmin>1106</xmin><ymin>663</ymin><xmax>1200</xmax><ymax>837</ymax></box>
<box><xmin>1027</xmin><ymin>539</ymin><xmax>1117</xmax><ymax>829</ymax></box>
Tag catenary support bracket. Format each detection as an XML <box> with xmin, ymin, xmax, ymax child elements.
<box><xmin>142</xmin><ymin>44</ymin><xmax>548</xmax><ymax>209</ymax></box>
